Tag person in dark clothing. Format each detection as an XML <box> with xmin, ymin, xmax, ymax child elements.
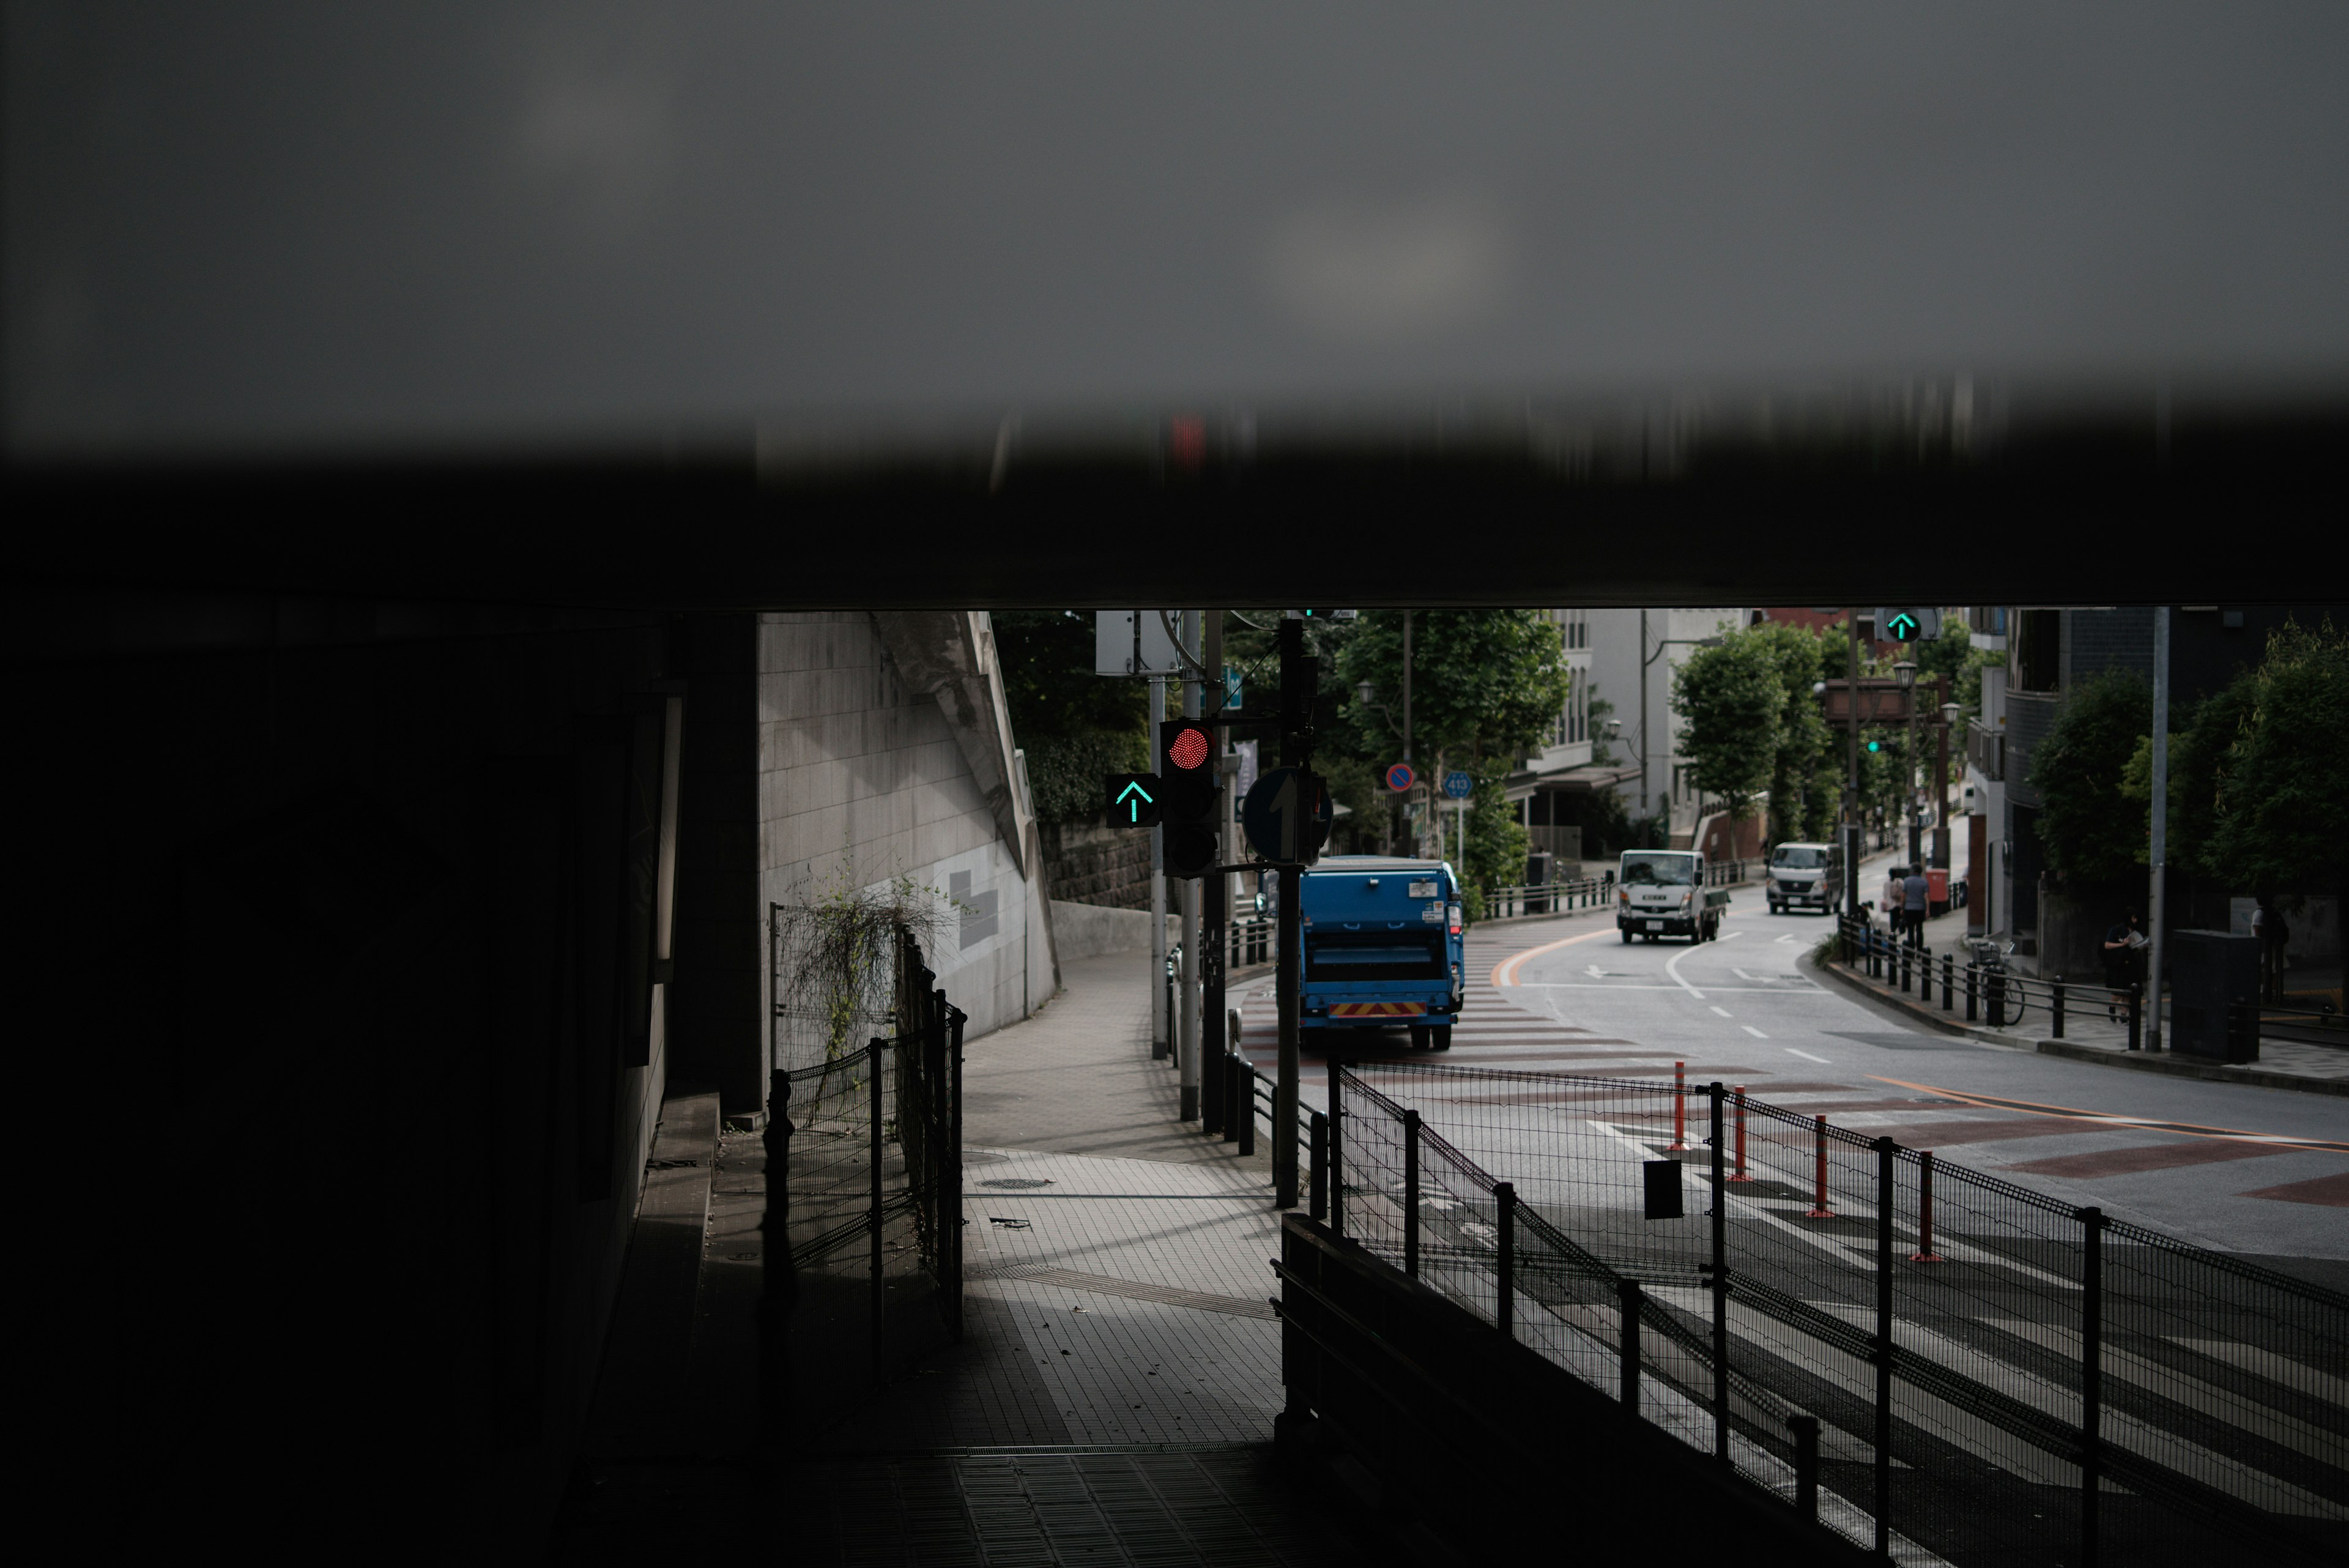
<box><xmin>2102</xmin><ymin>911</ymin><xmax>2147</xmax><ymax>1019</ymax></box>
<box><xmin>1902</xmin><ymin>868</ymin><xmax>1931</xmax><ymax>949</ymax></box>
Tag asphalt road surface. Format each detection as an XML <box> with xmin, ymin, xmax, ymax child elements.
<box><xmin>1238</xmin><ymin>883</ymin><xmax>2349</xmax><ymax>1283</ymax></box>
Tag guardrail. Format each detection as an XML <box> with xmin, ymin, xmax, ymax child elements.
<box><xmin>1480</xmin><ymin>875</ymin><xmax>1614</xmax><ymax>919</ymax></box>
<box><xmin>1320</xmin><ymin>1057</ymin><xmax>2348</xmax><ymax>1568</ymax></box>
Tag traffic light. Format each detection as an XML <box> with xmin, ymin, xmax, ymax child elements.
<box><xmin>1105</xmin><ymin>773</ymin><xmax>1160</xmax><ymax>827</ymax></box>
<box><xmin>1874</xmin><ymin>607</ymin><xmax>1943</xmax><ymax>642</ymax></box>
<box><xmin>1866</xmin><ymin>738</ymin><xmax>1884</xmax><ymax>753</ymax></box>
<box><xmin>1158</xmin><ymin>718</ymin><xmax>1219</xmax><ymax>877</ymax></box>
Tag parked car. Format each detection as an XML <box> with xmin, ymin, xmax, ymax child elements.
<box><xmin>1616</xmin><ymin>850</ymin><xmax>1727</xmax><ymax>942</ymax></box>
<box><xmin>1765</xmin><ymin>842</ymin><xmax>1842</xmax><ymax>915</ymax></box>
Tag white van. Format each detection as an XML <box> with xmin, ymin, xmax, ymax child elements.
<box><xmin>1765</xmin><ymin>842</ymin><xmax>1842</xmax><ymax>915</ymax></box>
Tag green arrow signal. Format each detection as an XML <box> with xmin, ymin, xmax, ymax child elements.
<box><xmin>1887</xmin><ymin>612</ymin><xmax>1918</xmax><ymax>640</ymax></box>
<box><xmin>1117</xmin><ymin>779</ymin><xmax>1154</xmax><ymax>823</ymax></box>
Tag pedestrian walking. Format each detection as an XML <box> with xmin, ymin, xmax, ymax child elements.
<box><xmin>2102</xmin><ymin>910</ymin><xmax>2147</xmax><ymax>1020</ymax></box>
<box><xmin>1902</xmin><ymin>865</ymin><xmax>1931</xmax><ymax>949</ymax></box>
<box><xmin>2254</xmin><ymin>900</ymin><xmax>2291</xmax><ymax>1002</ymax></box>
<box><xmin>1883</xmin><ymin>865</ymin><xmax>1907</xmax><ymax>942</ymax></box>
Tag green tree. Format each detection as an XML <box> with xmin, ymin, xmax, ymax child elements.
<box><xmin>991</xmin><ymin>611</ymin><xmax>1150</xmax><ymax>823</ymax></box>
<box><xmin>1337</xmin><ymin>610</ymin><xmax>1568</xmax><ymax>910</ymax></box>
<box><xmin>1669</xmin><ymin>634</ymin><xmax>1782</xmax><ymax>819</ymax></box>
<box><xmin>2204</xmin><ymin>619</ymin><xmax>2349</xmax><ymax>902</ymax></box>
<box><xmin>2029</xmin><ymin>671</ymin><xmax>2153</xmax><ymax>891</ymax></box>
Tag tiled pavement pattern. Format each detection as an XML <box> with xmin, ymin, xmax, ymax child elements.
<box><xmin>789</xmin><ymin>1447</ymin><xmax>1348</xmax><ymax>1568</ymax></box>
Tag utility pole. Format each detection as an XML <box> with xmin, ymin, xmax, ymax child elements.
<box><xmin>1402</xmin><ymin>610</ymin><xmax>1414</xmax><ymax>853</ymax></box>
<box><xmin>1149</xmin><ymin>674</ymin><xmax>1168</xmax><ymax>1060</ymax></box>
<box><xmin>2147</xmin><ymin>608</ymin><xmax>2170</xmax><ymax>1050</ymax></box>
<box><xmin>1932</xmin><ymin>675</ymin><xmax>1953</xmax><ymax>870</ymax></box>
<box><xmin>1639</xmin><ymin>609</ymin><xmax>1650</xmax><ymax>845</ymax></box>
<box><xmin>1201</xmin><ymin>611</ymin><xmax>1227</xmax><ymax>1127</ymax></box>
<box><xmin>1844</xmin><ymin>611</ymin><xmax>1861</xmax><ymax>913</ymax></box>
<box><xmin>1274</xmin><ymin>615</ymin><xmax>1310</xmax><ymax>1209</ymax></box>
<box><xmin>1179</xmin><ymin>612</ymin><xmax>1203</xmax><ymax>1120</ymax></box>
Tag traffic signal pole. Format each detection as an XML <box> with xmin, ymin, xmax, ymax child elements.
<box><xmin>1201</xmin><ymin>611</ymin><xmax>1228</xmax><ymax>1132</ymax></box>
<box><xmin>1179</xmin><ymin>612</ymin><xmax>1203</xmax><ymax>1121</ymax></box>
<box><xmin>1844</xmin><ymin>611</ymin><xmax>1861</xmax><ymax>915</ymax></box>
<box><xmin>1273</xmin><ymin>617</ymin><xmax>1308</xmax><ymax>1209</ymax></box>
<box><xmin>1149</xmin><ymin>675</ymin><xmax>1168</xmax><ymax>1060</ymax></box>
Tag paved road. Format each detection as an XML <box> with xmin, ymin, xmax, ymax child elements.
<box><xmin>1240</xmin><ymin>885</ymin><xmax>2349</xmax><ymax>1276</ymax></box>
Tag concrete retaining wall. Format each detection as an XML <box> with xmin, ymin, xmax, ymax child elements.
<box><xmin>1050</xmin><ymin>899</ymin><xmax>1165</xmax><ymax>959</ymax></box>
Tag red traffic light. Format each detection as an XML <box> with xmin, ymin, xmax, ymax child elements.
<box><xmin>1165</xmin><ymin>724</ymin><xmax>1211</xmax><ymax>771</ymax></box>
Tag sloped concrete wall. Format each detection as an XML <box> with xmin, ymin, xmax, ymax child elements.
<box><xmin>758</xmin><ymin>612</ymin><xmax>1056</xmax><ymax>1043</ymax></box>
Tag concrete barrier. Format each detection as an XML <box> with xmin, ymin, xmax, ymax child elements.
<box><xmin>1050</xmin><ymin>899</ymin><xmax>1162</xmax><ymax>959</ymax></box>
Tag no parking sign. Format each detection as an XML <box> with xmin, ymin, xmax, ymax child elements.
<box><xmin>1385</xmin><ymin>761</ymin><xmax>1416</xmax><ymax>792</ymax></box>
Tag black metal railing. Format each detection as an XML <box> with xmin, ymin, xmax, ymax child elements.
<box><xmin>761</xmin><ymin>926</ymin><xmax>965</xmax><ymax>1437</ymax></box>
<box><xmin>1834</xmin><ymin>913</ymin><xmax>2154</xmax><ymax>1045</ymax></box>
<box><xmin>1317</xmin><ymin>1058</ymin><xmax>2348</xmax><ymax>1568</ymax></box>
<box><xmin>1480</xmin><ymin>874</ymin><xmax>1616</xmax><ymax>920</ymax></box>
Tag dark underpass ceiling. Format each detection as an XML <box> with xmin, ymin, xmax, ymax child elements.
<box><xmin>13</xmin><ymin>382</ymin><xmax>2344</xmax><ymax>610</ymax></box>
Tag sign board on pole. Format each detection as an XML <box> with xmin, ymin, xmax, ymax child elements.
<box><xmin>1223</xmin><ymin>666</ymin><xmax>1242</xmax><ymax>712</ymax></box>
<box><xmin>1093</xmin><ymin>611</ymin><xmax>1136</xmax><ymax>675</ymax></box>
<box><xmin>1093</xmin><ymin>611</ymin><xmax>1190</xmax><ymax>675</ymax></box>
<box><xmin>1385</xmin><ymin>761</ymin><xmax>1416</xmax><ymax>793</ymax></box>
<box><xmin>1241</xmin><ymin>767</ymin><xmax>1333</xmax><ymax>865</ymax></box>
<box><xmin>1442</xmin><ymin>770</ymin><xmax>1474</xmax><ymax>799</ymax></box>
<box><xmin>1135</xmin><ymin>611</ymin><xmax>1186</xmax><ymax>674</ymax></box>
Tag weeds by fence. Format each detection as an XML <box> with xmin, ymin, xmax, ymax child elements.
<box><xmin>1325</xmin><ymin>1058</ymin><xmax>2347</xmax><ymax>1568</ymax></box>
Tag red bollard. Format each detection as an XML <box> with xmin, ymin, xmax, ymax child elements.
<box><xmin>1669</xmin><ymin>1061</ymin><xmax>1687</xmax><ymax>1151</ymax></box>
<box><xmin>1729</xmin><ymin>1086</ymin><xmax>1754</xmax><ymax>1183</ymax></box>
<box><xmin>1909</xmin><ymin>1150</ymin><xmax>1945</xmax><ymax>1263</ymax></box>
<box><xmin>1805</xmin><ymin>1115</ymin><xmax>1835</xmax><ymax>1218</ymax></box>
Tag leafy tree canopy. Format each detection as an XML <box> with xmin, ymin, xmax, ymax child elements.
<box><xmin>2205</xmin><ymin>618</ymin><xmax>2349</xmax><ymax>899</ymax></box>
<box><xmin>2029</xmin><ymin>670</ymin><xmax>2151</xmax><ymax>891</ymax></box>
<box><xmin>992</xmin><ymin>611</ymin><xmax>1146</xmax><ymax>740</ymax></box>
<box><xmin>1669</xmin><ymin>631</ymin><xmax>1783</xmax><ymax>818</ymax></box>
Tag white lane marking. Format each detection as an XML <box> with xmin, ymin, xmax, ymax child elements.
<box><xmin>1586</xmin><ymin>964</ymin><xmax>1612</xmax><ymax>979</ymax></box>
<box><xmin>1709</xmin><ymin>1005</ymin><xmax>1732</xmax><ymax>1018</ymax></box>
<box><xmin>1662</xmin><ymin>941</ymin><xmax>1708</xmax><ymax>1000</ymax></box>
<box><xmin>1719</xmin><ymin>929</ymin><xmax>1745</xmax><ymax>940</ymax></box>
<box><xmin>1743</xmin><ymin>1025</ymin><xmax>1771</xmax><ymax>1039</ymax></box>
<box><xmin>1775</xmin><ymin>934</ymin><xmax>1798</xmax><ymax>944</ymax></box>
<box><xmin>1785</xmin><ymin>1047</ymin><xmax>1829</xmax><ymax>1063</ymax></box>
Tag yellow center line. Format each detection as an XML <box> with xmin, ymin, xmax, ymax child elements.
<box><xmin>1490</xmin><ymin>925</ymin><xmax>1616</xmax><ymax>989</ymax></box>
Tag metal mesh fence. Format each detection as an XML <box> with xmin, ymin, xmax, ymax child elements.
<box><xmin>1330</xmin><ymin>1059</ymin><xmax>2348</xmax><ymax>1568</ymax></box>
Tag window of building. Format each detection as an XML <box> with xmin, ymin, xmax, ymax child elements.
<box><xmin>2014</xmin><ymin>609</ymin><xmax>2061</xmax><ymax>693</ymax></box>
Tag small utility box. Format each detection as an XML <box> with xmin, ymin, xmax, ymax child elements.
<box><xmin>2167</xmin><ymin>930</ymin><xmax>2260</xmax><ymax>1063</ymax></box>
<box><xmin>1643</xmin><ymin>1159</ymin><xmax>1685</xmax><ymax>1220</ymax></box>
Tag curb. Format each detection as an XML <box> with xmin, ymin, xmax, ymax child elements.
<box><xmin>1813</xmin><ymin>954</ymin><xmax>2348</xmax><ymax>1099</ymax></box>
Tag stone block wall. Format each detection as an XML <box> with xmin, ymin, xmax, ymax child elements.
<box><xmin>1041</xmin><ymin>817</ymin><xmax>1153</xmax><ymax>909</ymax></box>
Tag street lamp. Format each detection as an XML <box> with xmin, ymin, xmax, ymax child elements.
<box><xmin>1892</xmin><ymin>661</ymin><xmax>1920</xmax><ymax>864</ymax></box>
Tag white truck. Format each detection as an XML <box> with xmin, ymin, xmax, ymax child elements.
<box><xmin>1616</xmin><ymin>850</ymin><xmax>1729</xmax><ymax>943</ymax></box>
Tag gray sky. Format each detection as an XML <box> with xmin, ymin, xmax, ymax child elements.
<box><xmin>9</xmin><ymin>2</ymin><xmax>2348</xmax><ymax>450</ymax></box>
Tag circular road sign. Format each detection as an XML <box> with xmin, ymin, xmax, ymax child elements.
<box><xmin>1385</xmin><ymin>760</ymin><xmax>1416</xmax><ymax>793</ymax></box>
<box><xmin>1442</xmin><ymin>770</ymin><xmax>1474</xmax><ymax>799</ymax></box>
<box><xmin>1243</xmin><ymin>767</ymin><xmax>1334</xmax><ymax>864</ymax></box>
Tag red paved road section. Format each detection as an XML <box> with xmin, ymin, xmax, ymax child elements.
<box><xmin>1889</xmin><ymin>1118</ymin><xmax>2088</xmax><ymax>1150</ymax></box>
<box><xmin>2235</xmin><ymin>1172</ymin><xmax>2349</xmax><ymax>1207</ymax></box>
<box><xmin>2002</xmin><ymin>1140</ymin><xmax>2289</xmax><ymax>1179</ymax></box>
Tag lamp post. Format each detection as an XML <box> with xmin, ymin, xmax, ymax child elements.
<box><xmin>1936</xmin><ymin>697</ymin><xmax>1959</xmax><ymax>871</ymax></box>
<box><xmin>1894</xmin><ymin>660</ymin><xmax>1920</xmax><ymax>866</ymax></box>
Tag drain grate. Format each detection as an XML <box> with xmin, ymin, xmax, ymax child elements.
<box><xmin>978</xmin><ymin>1176</ymin><xmax>1056</xmax><ymax>1189</ymax></box>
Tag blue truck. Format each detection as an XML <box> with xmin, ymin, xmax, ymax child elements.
<box><xmin>1297</xmin><ymin>855</ymin><xmax>1465</xmax><ymax>1050</ymax></box>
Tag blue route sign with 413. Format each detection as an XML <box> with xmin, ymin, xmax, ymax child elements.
<box><xmin>1442</xmin><ymin>770</ymin><xmax>1474</xmax><ymax>799</ymax></box>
